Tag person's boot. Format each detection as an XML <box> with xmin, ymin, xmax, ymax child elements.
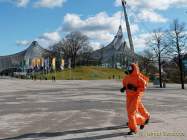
<box><xmin>145</xmin><ymin>116</ymin><xmax>150</xmax><ymax>125</ymax></box>
<box><xmin>140</xmin><ymin>116</ymin><xmax>150</xmax><ymax>129</ymax></box>
<box><xmin>140</xmin><ymin>124</ymin><xmax>144</xmax><ymax>129</ymax></box>
<box><xmin>127</xmin><ymin>122</ymin><xmax>145</xmax><ymax>129</ymax></box>
<box><xmin>127</xmin><ymin>129</ymin><xmax>137</xmax><ymax>135</ymax></box>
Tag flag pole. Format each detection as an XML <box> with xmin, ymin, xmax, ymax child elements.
<box><xmin>121</xmin><ymin>0</ymin><xmax>136</xmax><ymax>63</ymax></box>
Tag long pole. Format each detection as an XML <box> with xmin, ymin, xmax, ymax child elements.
<box><xmin>121</xmin><ymin>0</ymin><xmax>136</xmax><ymax>62</ymax></box>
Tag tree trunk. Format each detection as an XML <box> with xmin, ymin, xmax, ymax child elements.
<box><xmin>178</xmin><ymin>54</ymin><xmax>185</xmax><ymax>89</ymax></box>
<box><xmin>72</xmin><ymin>56</ymin><xmax>75</xmax><ymax>68</ymax></box>
<box><xmin>72</xmin><ymin>53</ymin><xmax>77</xmax><ymax>68</ymax></box>
<box><xmin>176</xmin><ymin>37</ymin><xmax>185</xmax><ymax>89</ymax></box>
<box><xmin>158</xmin><ymin>54</ymin><xmax>162</xmax><ymax>88</ymax></box>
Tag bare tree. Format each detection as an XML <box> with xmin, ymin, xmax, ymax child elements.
<box><xmin>78</xmin><ymin>45</ymin><xmax>93</xmax><ymax>66</ymax></box>
<box><xmin>168</xmin><ymin>19</ymin><xmax>187</xmax><ymax>89</ymax></box>
<box><xmin>139</xmin><ymin>49</ymin><xmax>154</xmax><ymax>75</ymax></box>
<box><xmin>49</xmin><ymin>42</ymin><xmax>64</xmax><ymax>71</ymax></box>
<box><xmin>62</xmin><ymin>32</ymin><xmax>89</xmax><ymax>68</ymax></box>
<box><xmin>148</xmin><ymin>29</ymin><xmax>168</xmax><ymax>88</ymax></box>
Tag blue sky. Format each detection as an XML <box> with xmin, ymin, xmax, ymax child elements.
<box><xmin>0</xmin><ymin>0</ymin><xmax>187</xmax><ymax>56</ymax></box>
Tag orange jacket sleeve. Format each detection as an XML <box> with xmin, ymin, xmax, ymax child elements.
<box><xmin>137</xmin><ymin>76</ymin><xmax>146</xmax><ymax>93</ymax></box>
<box><xmin>140</xmin><ymin>73</ymin><xmax>149</xmax><ymax>87</ymax></box>
<box><xmin>122</xmin><ymin>77</ymin><xmax>127</xmax><ymax>87</ymax></box>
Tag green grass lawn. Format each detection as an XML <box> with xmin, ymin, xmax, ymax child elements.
<box><xmin>37</xmin><ymin>66</ymin><xmax>125</xmax><ymax>80</ymax></box>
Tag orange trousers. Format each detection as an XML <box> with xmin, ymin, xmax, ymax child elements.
<box><xmin>138</xmin><ymin>95</ymin><xmax>150</xmax><ymax>120</ymax></box>
<box><xmin>126</xmin><ymin>94</ymin><xmax>150</xmax><ymax>132</ymax></box>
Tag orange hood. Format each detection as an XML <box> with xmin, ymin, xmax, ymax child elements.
<box><xmin>130</xmin><ymin>63</ymin><xmax>140</xmax><ymax>77</ymax></box>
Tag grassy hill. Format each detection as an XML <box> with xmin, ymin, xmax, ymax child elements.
<box><xmin>37</xmin><ymin>66</ymin><xmax>125</xmax><ymax>80</ymax></box>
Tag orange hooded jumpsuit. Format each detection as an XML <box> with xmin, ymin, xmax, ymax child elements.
<box><xmin>122</xmin><ymin>63</ymin><xmax>150</xmax><ymax>132</ymax></box>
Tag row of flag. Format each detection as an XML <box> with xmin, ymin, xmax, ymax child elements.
<box><xmin>30</xmin><ymin>57</ymin><xmax>64</xmax><ymax>70</ymax></box>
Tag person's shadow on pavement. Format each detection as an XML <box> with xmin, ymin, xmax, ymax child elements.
<box><xmin>1</xmin><ymin>125</ymin><xmax>129</xmax><ymax>140</ymax></box>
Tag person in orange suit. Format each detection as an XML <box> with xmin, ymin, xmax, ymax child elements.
<box><xmin>120</xmin><ymin>63</ymin><xmax>150</xmax><ymax>135</ymax></box>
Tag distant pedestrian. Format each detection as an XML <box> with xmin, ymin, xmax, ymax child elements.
<box><xmin>52</xmin><ymin>75</ymin><xmax>56</xmax><ymax>81</ymax></box>
<box><xmin>113</xmin><ymin>75</ymin><xmax>115</xmax><ymax>79</ymax></box>
<box><xmin>34</xmin><ymin>75</ymin><xmax>36</xmax><ymax>80</ymax></box>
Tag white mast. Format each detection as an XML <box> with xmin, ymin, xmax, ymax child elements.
<box><xmin>121</xmin><ymin>0</ymin><xmax>136</xmax><ymax>62</ymax></box>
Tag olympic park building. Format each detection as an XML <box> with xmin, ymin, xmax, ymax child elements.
<box><xmin>0</xmin><ymin>26</ymin><xmax>133</xmax><ymax>76</ymax></box>
<box><xmin>0</xmin><ymin>41</ymin><xmax>61</xmax><ymax>76</ymax></box>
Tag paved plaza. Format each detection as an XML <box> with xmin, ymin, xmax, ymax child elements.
<box><xmin>0</xmin><ymin>80</ymin><xmax>186</xmax><ymax>140</ymax></box>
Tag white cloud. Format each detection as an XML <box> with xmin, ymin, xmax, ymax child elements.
<box><xmin>16</xmin><ymin>40</ymin><xmax>31</xmax><ymax>46</ymax></box>
<box><xmin>115</xmin><ymin>0</ymin><xmax>187</xmax><ymax>10</ymax></box>
<box><xmin>17</xmin><ymin>31</ymin><xmax>61</xmax><ymax>48</ymax></box>
<box><xmin>34</xmin><ymin>0</ymin><xmax>66</xmax><ymax>8</ymax></box>
<box><xmin>134</xmin><ymin>34</ymin><xmax>148</xmax><ymax>49</ymax></box>
<box><xmin>0</xmin><ymin>0</ymin><xmax>30</xmax><ymax>7</ymax></box>
<box><xmin>0</xmin><ymin>0</ymin><xmax>67</xmax><ymax>8</ymax></box>
<box><xmin>42</xmin><ymin>32</ymin><xmax>61</xmax><ymax>42</ymax></box>
<box><xmin>90</xmin><ymin>42</ymin><xmax>102</xmax><ymax>50</ymax></box>
<box><xmin>16</xmin><ymin>0</ymin><xmax>29</xmax><ymax>7</ymax></box>
<box><xmin>133</xmin><ymin>33</ymin><xmax>154</xmax><ymax>50</ymax></box>
<box><xmin>62</xmin><ymin>12</ymin><xmax>118</xmax><ymax>33</ymax></box>
<box><xmin>115</xmin><ymin>0</ymin><xmax>140</xmax><ymax>7</ymax></box>
<box><xmin>61</xmin><ymin>11</ymin><xmax>139</xmax><ymax>49</ymax></box>
<box><xmin>114</xmin><ymin>0</ymin><xmax>187</xmax><ymax>23</ymax></box>
<box><xmin>137</xmin><ymin>9</ymin><xmax>168</xmax><ymax>23</ymax></box>
<box><xmin>114</xmin><ymin>0</ymin><xmax>121</xmax><ymax>7</ymax></box>
<box><xmin>85</xmin><ymin>31</ymin><xmax>114</xmax><ymax>43</ymax></box>
<box><xmin>145</xmin><ymin>0</ymin><xmax>187</xmax><ymax>10</ymax></box>
<box><xmin>37</xmin><ymin>31</ymin><xmax>61</xmax><ymax>47</ymax></box>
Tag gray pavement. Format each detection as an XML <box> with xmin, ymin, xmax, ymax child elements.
<box><xmin>0</xmin><ymin>80</ymin><xmax>186</xmax><ymax>140</ymax></box>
